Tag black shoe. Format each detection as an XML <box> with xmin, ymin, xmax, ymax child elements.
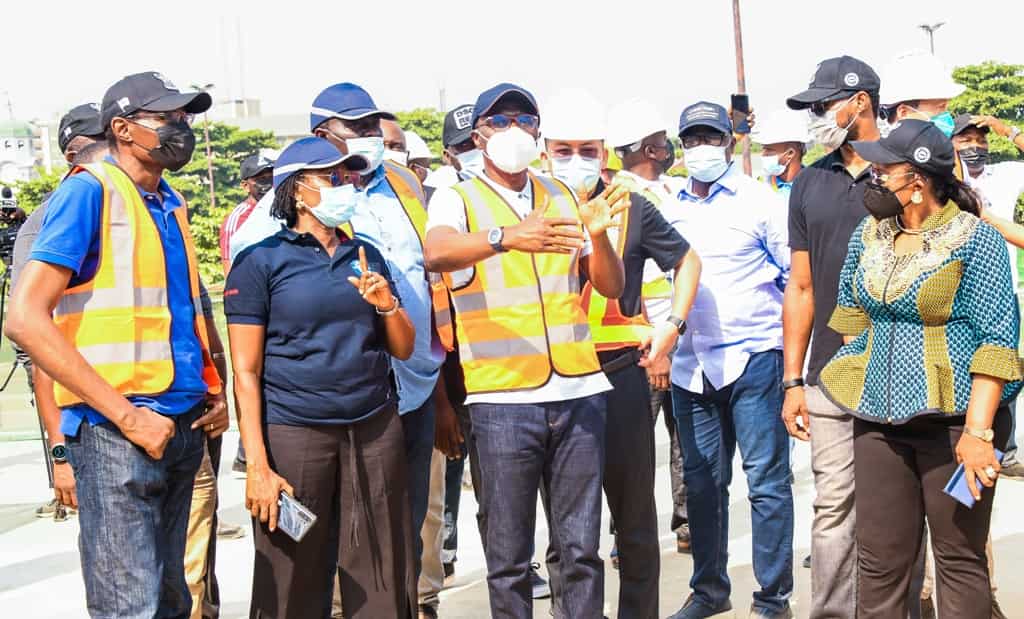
<box><xmin>802</xmin><ymin>554</ymin><xmax>811</xmax><ymax>569</ymax></box>
<box><xmin>530</xmin><ymin>563</ymin><xmax>550</xmax><ymax>599</ymax></box>
<box><xmin>920</xmin><ymin>597</ymin><xmax>936</xmax><ymax>619</ymax></box>
<box><xmin>667</xmin><ymin>594</ymin><xmax>734</xmax><ymax>619</ymax></box>
<box><xmin>232</xmin><ymin>457</ymin><xmax>247</xmax><ymax>475</ymax></box>
<box><xmin>417</xmin><ymin>604</ymin><xmax>438</xmax><ymax>619</ymax></box>
<box><xmin>443</xmin><ymin>561</ymin><xmax>455</xmax><ymax>579</ymax></box>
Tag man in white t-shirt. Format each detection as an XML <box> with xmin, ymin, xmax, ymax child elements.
<box><xmin>425</xmin><ymin>83</ymin><xmax>626</xmax><ymax>618</ymax></box>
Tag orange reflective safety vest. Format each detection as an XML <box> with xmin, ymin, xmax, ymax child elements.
<box><xmin>338</xmin><ymin>161</ymin><xmax>455</xmax><ymax>351</ymax></box>
<box><xmin>578</xmin><ymin>190</ymin><xmax>653</xmax><ymax>352</ymax></box>
<box><xmin>608</xmin><ymin>173</ymin><xmax>674</xmax><ymax>311</ymax></box>
<box><xmin>447</xmin><ymin>173</ymin><xmax>601</xmax><ymax>395</ymax></box>
<box><xmin>52</xmin><ymin>161</ymin><xmax>222</xmax><ymax>408</ymax></box>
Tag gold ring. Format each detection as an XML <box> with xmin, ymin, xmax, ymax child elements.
<box><xmin>207</xmin><ymin>423</ymin><xmax>215</xmax><ymax>432</ymax></box>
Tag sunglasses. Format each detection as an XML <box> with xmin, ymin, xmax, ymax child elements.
<box><xmin>482</xmin><ymin>113</ymin><xmax>540</xmax><ymax>131</ymax></box>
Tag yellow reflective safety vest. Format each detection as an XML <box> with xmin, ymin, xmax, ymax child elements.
<box><xmin>338</xmin><ymin>161</ymin><xmax>455</xmax><ymax>351</ymax></box>
<box><xmin>579</xmin><ymin>191</ymin><xmax>652</xmax><ymax>351</ymax></box>
<box><xmin>447</xmin><ymin>173</ymin><xmax>601</xmax><ymax>394</ymax></box>
<box><xmin>609</xmin><ymin>173</ymin><xmax>674</xmax><ymax>303</ymax></box>
<box><xmin>52</xmin><ymin>161</ymin><xmax>223</xmax><ymax>408</ymax></box>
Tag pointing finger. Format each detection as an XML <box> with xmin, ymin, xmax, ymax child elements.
<box><xmin>358</xmin><ymin>245</ymin><xmax>370</xmax><ymax>274</ymax></box>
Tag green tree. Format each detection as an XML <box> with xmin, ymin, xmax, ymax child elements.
<box><xmin>949</xmin><ymin>61</ymin><xmax>1024</xmax><ymax>164</ymax></box>
<box><xmin>395</xmin><ymin>108</ymin><xmax>444</xmax><ymax>167</ymax></box>
<box><xmin>166</xmin><ymin>121</ymin><xmax>278</xmax><ymax>282</ymax></box>
<box><xmin>11</xmin><ymin>167</ymin><xmax>64</xmax><ymax>214</ymax></box>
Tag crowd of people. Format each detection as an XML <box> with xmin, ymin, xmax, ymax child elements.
<box><xmin>6</xmin><ymin>47</ymin><xmax>1024</xmax><ymax>619</ymax></box>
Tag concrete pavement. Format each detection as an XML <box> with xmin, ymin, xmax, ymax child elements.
<box><xmin>2</xmin><ymin>421</ymin><xmax>1023</xmax><ymax>618</ymax></box>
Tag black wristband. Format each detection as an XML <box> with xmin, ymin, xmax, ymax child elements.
<box><xmin>782</xmin><ymin>377</ymin><xmax>805</xmax><ymax>390</ymax></box>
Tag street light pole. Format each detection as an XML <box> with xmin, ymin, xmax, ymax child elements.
<box><xmin>917</xmin><ymin>22</ymin><xmax>945</xmax><ymax>54</ymax></box>
<box><xmin>732</xmin><ymin>0</ymin><xmax>752</xmax><ymax>176</ymax></box>
<box><xmin>192</xmin><ymin>83</ymin><xmax>217</xmax><ymax>213</ymax></box>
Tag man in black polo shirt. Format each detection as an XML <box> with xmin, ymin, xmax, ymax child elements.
<box><xmin>781</xmin><ymin>56</ymin><xmax>880</xmax><ymax>619</ymax></box>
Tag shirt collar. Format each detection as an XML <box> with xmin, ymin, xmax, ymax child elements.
<box><xmin>362</xmin><ymin>165</ymin><xmax>387</xmax><ymax>192</ymax></box>
<box><xmin>920</xmin><ymin>201</ymin><xmax>961</xmax><ymax>231</ymax></box>
<box><xmin>478</xmin><ymin>170</ymin><xmax>533</xmax><ymax>201</ymax></box>
<box><xmin>679</xmin><ymin>162</ymin><xmax>740</xmax><ymax>202</ymax></box>
<box><xmin>277</xmin><ymin>227</ymin><xmax>352</xmax><ymax>245</ymax></box>
<box><xmin>104</xmin><ymin>154</ymin><xmax>181</xmax><ymax>211</ymax></box>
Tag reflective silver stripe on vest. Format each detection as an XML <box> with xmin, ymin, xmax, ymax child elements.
<box><xmin>56</xmin><ymin>287</ymin><xmax>169</xmax><ymax>316</ymax></box>
<box><xmin>547</xmin><ymin>322</ymin><xmax>591</xmax><ymax>345</ymax></box>
<box><xmin>383</xmin><ymin>161</ymin><xmax>427</xmax><ymax>206</ymax></box>
<box><xmin>77</xmin><ymin>339</ymin><xmax>174</xmax><ymax>367</ymax></box>
<box><xmin>454</xmin><ymin>179</ymin><xmax>509</xmax><ymax>291</ymax></box>
<box><xmin>435</xmin><ymin>309</ymin><xmax>452</xmax><ymax>328</ymax></box>
<box><xmin>459</xmin><ymin>334</ymin><xmax>549</xmax><ymax>361</ymax></box>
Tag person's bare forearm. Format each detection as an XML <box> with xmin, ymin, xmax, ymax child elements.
<box><xmin>966</xmin><ymin>375</ymin><xmax>1005</xmax><ymax>431</ymax></box>
<box><xmin>33</xmin><ymin>366</ymin><xmax>63</xmax><ymax>447</ymax></box>
<box><xmin>670</xmin><ymin>251</ymin><xmax>701</xmax><ymax>319</ymax></box>
<box><xmin>424</xmin><ymin>228</ymin><xmax>496</xmax><ymax>273</ymax></box>
<box><xmin>383</xmin><ymin>310</ymin><xmax>415</xmax><ymax>359</ymax></box>
<box><xmin>782</xmin><ymin>281</ymin><xmax>814</xmax><ymax>380</ymax></box>
<box><xmin>586</xmin><ymin>230</ymin><xmax>625</xmax><ymax>298</ymax></box>
<box><xmin>982</xmin><ymin>213</ymin><xmax>1024</xmax><ymax>250</ymax></box>
<box><xmin>234</xmin><ymin>371</ymin><xmax>268</xmax><ymax>469</ymax></box>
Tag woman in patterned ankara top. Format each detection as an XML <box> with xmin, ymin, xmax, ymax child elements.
<box><xmin>818</xmin><ymin>119</ymin><xmax>1022</xmax><ymax>619</ymax></box>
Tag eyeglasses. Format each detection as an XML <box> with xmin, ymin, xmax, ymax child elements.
<box><xmin>482</xmin><ymin>113</ymin><xmax>540</xmax><ymax>131</ymax></box>
<box><xmin>300</xmin><ymin>170</ymin><xmax>344</xmax><ymax>187</ymax></box>
<box><xmin>680</xmin><ymin>133</ymin><xmax>728</xmax><ymax>149</ymax></box>
<box><xmin>809</xmin><ymin>95</ymin><xmax>853</xmax><ymax>118</ymax></box>
<box><xmin>129</xmin><ymin>110</ymin><xmax>195</xmax><ymax>126</ymax></box>
<box><xmin>869</xmin><ymin>168</ymin><xmax>916</xmax><ymax>184</ymax></box>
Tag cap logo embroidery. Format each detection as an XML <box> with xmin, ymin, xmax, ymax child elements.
<box><xmin>913</xmin><ymin>147</ymin><xmax>931</xmax><ymax>163</ymax></box>
<box><xmin>89</xmin><ymin>103</ymin><xmax>100</xmax><ymax>111</ymax></box>
<box><xmin>152</xmin><ymin>73</ymin><xmax>178</xmax><ymax>92</ymax></box>
<box><xmin>63</xmin><ymin>127</ymin><xmax>72</xmax><ymax>137</ymax></box>
<box><xmin>844</xmin><ymin>73</ymin><xmax>860</xmax><ymax>87</ymax></box>
<box><xmin>117</xmin><ymin>97</ymin><xmax>130</xmax><ymax>112</ymax></box>
<box><xmin>454</xmin><ymin>107</ymin><xmax>472</xmax><ymax>130</ymax></box>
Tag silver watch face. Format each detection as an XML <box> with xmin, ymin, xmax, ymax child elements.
<box><xmin>488</xmin><ymin>228</ymin><xmax>501</xmax><ymax>244</ymax></box>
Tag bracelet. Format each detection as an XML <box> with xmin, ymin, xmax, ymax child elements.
<box><xmin>782</xmin><ymin>377</ymin><xmax>805</xmax><ymax>390</ymax></box>
<box><xmin>211</xmin><ymin>352</ymin><xmax>226</xmax><ymax>360</ymax></box>
<box><xmin>376</xmin><ymin>301</ymin><xmax>400</xmax><ymax>316</ymax></box>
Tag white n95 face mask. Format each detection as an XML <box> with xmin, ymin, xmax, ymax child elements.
<box><xmin>550</xmin><ymin>154</ymin><xmax>602</xmax><ymax>198</ymax></box>
<box><xmin>481</xmin><ymin>127</ymin><xmax>539</xmax><ymax>174</ymax></box>
<box><xmin>683</xmin><ymin>144</ymin><xmax>729</xmax><ymax>183</ymax></box>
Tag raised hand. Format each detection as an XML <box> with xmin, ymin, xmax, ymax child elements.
<box><xmin>579</xmin><ymin>184</ymin><xmax>630</xmax><ymax>237</ymax></box>
<box><xmin>347</xmin><ymin>245</ymin><xmax>397</xmax><ymax>311</ymax></box>
<box><xmin>502</xmin><ymin>196</ymin><xmax>586</xmax><ymax>254</ymax></box>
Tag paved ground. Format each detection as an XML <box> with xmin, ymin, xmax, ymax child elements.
<box><xmin>2</xmin><ymin>415</ymin><xmax>1024</xmax><ymax>619</ymax></box>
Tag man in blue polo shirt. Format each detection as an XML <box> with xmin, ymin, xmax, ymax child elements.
<box><xmin>6</xmin><ymin>72</ymin><xmax>229</xmax><ymax>619</ymax></box>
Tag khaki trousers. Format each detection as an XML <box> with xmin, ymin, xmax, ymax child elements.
<box><xmin>186</xmin><ymin>443</ymin><xmax>217</xmax><ymax>619</ymax></box>
<box><xmin>417</xmin><ymin>448</ymin><xmax>448</xmax><ymax>610</ymax></box>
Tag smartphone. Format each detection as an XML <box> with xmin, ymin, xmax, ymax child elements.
<box><xmin>277</xmin><ymin>491</ymin><xmax>318</xmax><ymax>542</ymax></box>
<box><xmin>730</xmin><ymin>93</ymin><xmax>751</xmax><ymax>134</ymax></box>
<box><xmin>943</xmin><ymin>448</ymin><xmax>1004</xmax><ymax>509</ymax></box>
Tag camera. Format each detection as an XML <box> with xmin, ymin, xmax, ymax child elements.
<box><xmin>0</xmin><ymin>187</ymin><xmax>23</xmax><ymax>266</ymax></box>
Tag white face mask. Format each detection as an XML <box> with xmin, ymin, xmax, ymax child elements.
<box><xmin>761</xmin><ymin>151</ymin><xmax>791</xmax><ymax>179</ymax></box>
<box><xmin>549</xmin><ymin>154</ymin><xmax>601</xmax><ymax>198</ymax></box>
<box><xmin>455</xmin><ymin>148</ymin><xmax>484</xmax><ymax>178</ymax></box>
<box><xmin>383</xmin><ymin>149</ymin><xmax>408</xmax><ymax>166</ymax></box>
<box><xmin>807</xmin><ymin>96</ymin><xmax>857</xmax><ymax>152</ymax></box>
<box><xmin>345</xmin><ymin>136</ymin><xmax>385</xmax><ymax>173</ymax></box>
<box><xmin>480</xmin><ymin>127</ymin><xmax>539</xmax><ymax>174</ymax></box>
<box><xmin>683</xmin><ymin>144</ymin><xmax>730</xmax><ymax>183</ymax></box>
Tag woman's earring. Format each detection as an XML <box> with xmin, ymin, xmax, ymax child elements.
<box><xmin>911</xmin><ymin>190</ymin><xmax>923</xmax><ymax>204</ymax></box>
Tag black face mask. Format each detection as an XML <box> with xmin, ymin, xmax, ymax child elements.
<box><xmin>862</xmin><ymin>178</ymin><xmax>914</xmax><ymax>220</ymax></box>
<box><xmin>138</xmin><ymin>120</ymin><xmax>196</xmax><ymax>172</ymax></box>
<box><xmin>958</xmin><ymin>146</ymin><xmax>989</xmax><ymax>172</ymax></box>
<box><xmin>652</xmin><ymin>142</ymin><xmax>676</xmax><ymax>175</ymax></box>
<box><xmin>250</xmin><ymin>179</ymin><xmax>272</xmax><ymax>201</ymax></box>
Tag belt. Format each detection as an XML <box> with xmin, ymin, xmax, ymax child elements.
<box><xmin>600</xmin><ymin>348</ymin><xmax>643</xmax><ymax>375</ymax></box>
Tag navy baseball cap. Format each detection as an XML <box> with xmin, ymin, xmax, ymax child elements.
<box><xmin>309</xmin><ymin>83</ymin><xmax>396</xmax><ymax>131</ymax></box>
<box><xmin>678</xmin><ymin>101</ymin><xmax>731</xmax><ymax>136</ymax></box>
<box><xmin>471</xmin><ymin>83</ymin><xmax>539</xmax><ymax>128</ymax></box>
<box><xmin>851</xmin><ymin>119</ymin><xmax>955</xmax><ymax>177</ymax></box>
<box><xmin>272</xmin><ymin>137</ymin><xmax>369</xmax><ymax>189</ymax></box>
<box><xmin>58</xmin><ymin>103</ymin><xmax>103</xmax><ymax>152</ymax></box>
<box><xmin>101</xmin><ymin>72</ymin><xmax>212</xmax><ymax>129</ymax></box>
<box><xmin>240</xmin><ymin>151</ymin><xmax>277</xmax><ymax>180</ymax></box>
<box><xmin>443</xmin><ymin>104</ymin><xmax>475</xmax><ymax>147</ymax></box>
<box><xmin>787</xmin><ymin>56</ymin><xmax>880</xmax><ymax>110</ymax></box>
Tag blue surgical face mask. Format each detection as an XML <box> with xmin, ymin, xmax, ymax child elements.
<box><xmin>455</xmin><ymin>148</ymin><xmax>485</xmax><ymax>178</ymax></box>
<box><xmin>301</xmin><ymin>182</ymin><xmax>360</xmax><ymax>228</ymax></box>
<box><xmin>345</xmin><ymin>136</ymin><xmax>385</xmax><ymax>173</ymax></box>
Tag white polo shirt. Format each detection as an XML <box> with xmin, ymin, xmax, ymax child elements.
<box><xmin>971</xmin><ymin>161</ymin><xmax>1024</xmax><ymax>287</ymax></box>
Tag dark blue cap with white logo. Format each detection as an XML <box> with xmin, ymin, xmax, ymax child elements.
<box><xmin>678</xmin><ymin>101</ymin><xmax>731</xmax><ymax>136</ymax></box>
<box><xmin>787</xmin><ymin>56</ymin><xmax>880</xmax><ymax>110</ymax></box>
<box><xmin>851</xmin><ymin>118</ymin><xmax>955</xmax><ymax>177</ymax></box>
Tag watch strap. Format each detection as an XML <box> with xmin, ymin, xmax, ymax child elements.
<box><xmin>667</xmin><ymin>315</ymin><xmax>687</xmax><ymax>335</ymax></box>
<box><xmin>782</xmin><ymin>377</ymin><xmax>805</xmax><ymax>390</ymax></box>
<box><xmin>965</xmin><ymin>426</ymin><xmax>994</xmax><ymax>442</ymax></box>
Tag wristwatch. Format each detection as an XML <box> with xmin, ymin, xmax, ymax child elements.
<box><xmin>782</xmin><ymin>377</ymin><xmax>805</xmax><ymax>390</ymax></box>
<box><xmin>964</xmin><ymin>426</ymin><xmax>995</xmax><ymax>442</ymax></box>
<box><xmin>1008</xmin><ymin>126</ymin><xmax>1021</xmax><ymax>142</ymax></box>
<box><xmin>487</xmin><ymin>227</ymin><xmax>507</xmax><ymax>253</ymax></box>
<box><xmin>51</xmin><ymin>443</ymin><xmax>68</xmax><ymax>464</ymax></box>
<box><xmin>667</xmin><ymin>315</ymin><xmax>687</xmax><ymax>335</ymax></box>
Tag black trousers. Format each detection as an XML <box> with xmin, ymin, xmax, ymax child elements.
<box><xmin>853</xmin><ymin>408</ymin><xmax>1011</xmax><ymax>619</ymax></box>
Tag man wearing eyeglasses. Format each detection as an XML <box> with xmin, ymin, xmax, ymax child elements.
<box><xmin>424</xmin><ymin>83</ymin><xmax>626</xmax><ymax>618</ymax></box>
<box><xmin>782</xmin><ymin>56</ymin><xmax>881</xmax><ymax>619</ymax></box>
<box><xmin>6</xmin><ymin>72</ymin><xmax>227</xmax><ymax>619</ymax></box>
<box><xmin>666</xmin><ymin>101</ymin><xmax>793</xmax><ymax>619</ymax></box>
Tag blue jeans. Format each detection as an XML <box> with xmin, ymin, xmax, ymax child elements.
<box><xmin>671</xmin><ymin>350</ymin><xmax>794</xmax><ymax>613</ymax></box>
<box><xmin>67</xmin><ymin>404</ymin><xmax>206</xmax><ymax>619</ymax></box>
<box><xmin>470</xmin><ymin>393</ymin><xmax>606</xmax><ymax>619</ymax></box>
<box><xmin>402</xmin><ymin>397</ymin><xmax>436</xmax><ymax>578</ymax></box>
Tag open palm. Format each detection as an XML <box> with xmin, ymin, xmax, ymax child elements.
<box><xmin>580</xmin><ymin>185</ymin><xmax>630</xmax><ymax>236</ymax></box>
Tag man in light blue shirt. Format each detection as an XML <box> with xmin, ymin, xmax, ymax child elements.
<box><xmin>665</xmin><ymin>102</ymin><xmax>794</xmax><ymax>619</ymax></box>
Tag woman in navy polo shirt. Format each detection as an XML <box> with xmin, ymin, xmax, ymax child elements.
<box><xmin>225</xmin><ymin>137</ymin><xmax>416</xmax><ymax>619</ymax></box>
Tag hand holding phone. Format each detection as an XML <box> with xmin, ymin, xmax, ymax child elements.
<box><xmin>730</xmin><ymin>94</ymin><xmax>751</xmax><ymax>135</ymax></box>
<box><xmin>277</xmin><ymin>491</ymin><xmax>318</xmax><ymax>542</ymax></box>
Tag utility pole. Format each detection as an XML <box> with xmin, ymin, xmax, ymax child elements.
<box><xmin>731</xmin><ymin>0</ymin><xmax>752</xmax><ymax>176</ymax></box>
<box><xmin>918</xmin><ymin>22</ymin><xmax>945</xmax><ymax>54</ymax></box>
<box><xmin>191</xmin><ymin>83</ymin><xmax>217</xmax><ymax>213</ymax></box>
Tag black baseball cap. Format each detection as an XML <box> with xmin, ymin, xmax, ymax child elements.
<box><xmin>471</xmin><ymin>83</ymin><xmax>539</xmax><ymax>128</ymax></box>
<box><xmin>101</xmin><ymin>71</ymin><xmax>212</xmax><ymax>129</ymax></box>
<box><xmin>787</xmin><ymin>56</ymin><xmax>880</xmax><ymax>110</ymax></box>
<box><xmin>443</xmin><ymin>104</ymin><xmax>475</xmax><ymax>147</ymax></box>
<box><xmin>240</xmin><ymin>152</ymin><xmax>276</xmax><ymax>180</ymax></box>
<box><xmin>58</xmin><ymin>103</ymin><xmax>103</xmax><ymax>153</ymax></box>
<box><xmin>851</xmin><ymin>119</ymin><xmax>955</xmax><ymax>177</ymax></box>
<box><xmin>678</xmin><ymin>101</ymin><xmax>731</xmax><ymax>136</ymax></box>
<box><xmin>952</xmin><ymin>113</ymin><xmax>989</xmax><ymax>137</ymax></box>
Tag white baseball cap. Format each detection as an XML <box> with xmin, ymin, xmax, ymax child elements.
<box><xmin>541</xmin><ymin>88</ymin><xmax>607</xmax><ymax>141</ymax></box>
<box><xmin>606</xmin><ymin>98</ymin><xmax>671</xmax><ymax>149</ymax></box>
<box><xmin>405</xmin><ymin>131</ymin><xmax>432</xmax><ymax>162</ymax></box>
<box><xmin>880</xmin><ymin>50</ymin><xmax>965</xmax><ymax>105</ymax></box>
<box><xmin>751</xmin><ymin>109</ymin><xmax>811</xmax><ymax>146</ymax></box>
